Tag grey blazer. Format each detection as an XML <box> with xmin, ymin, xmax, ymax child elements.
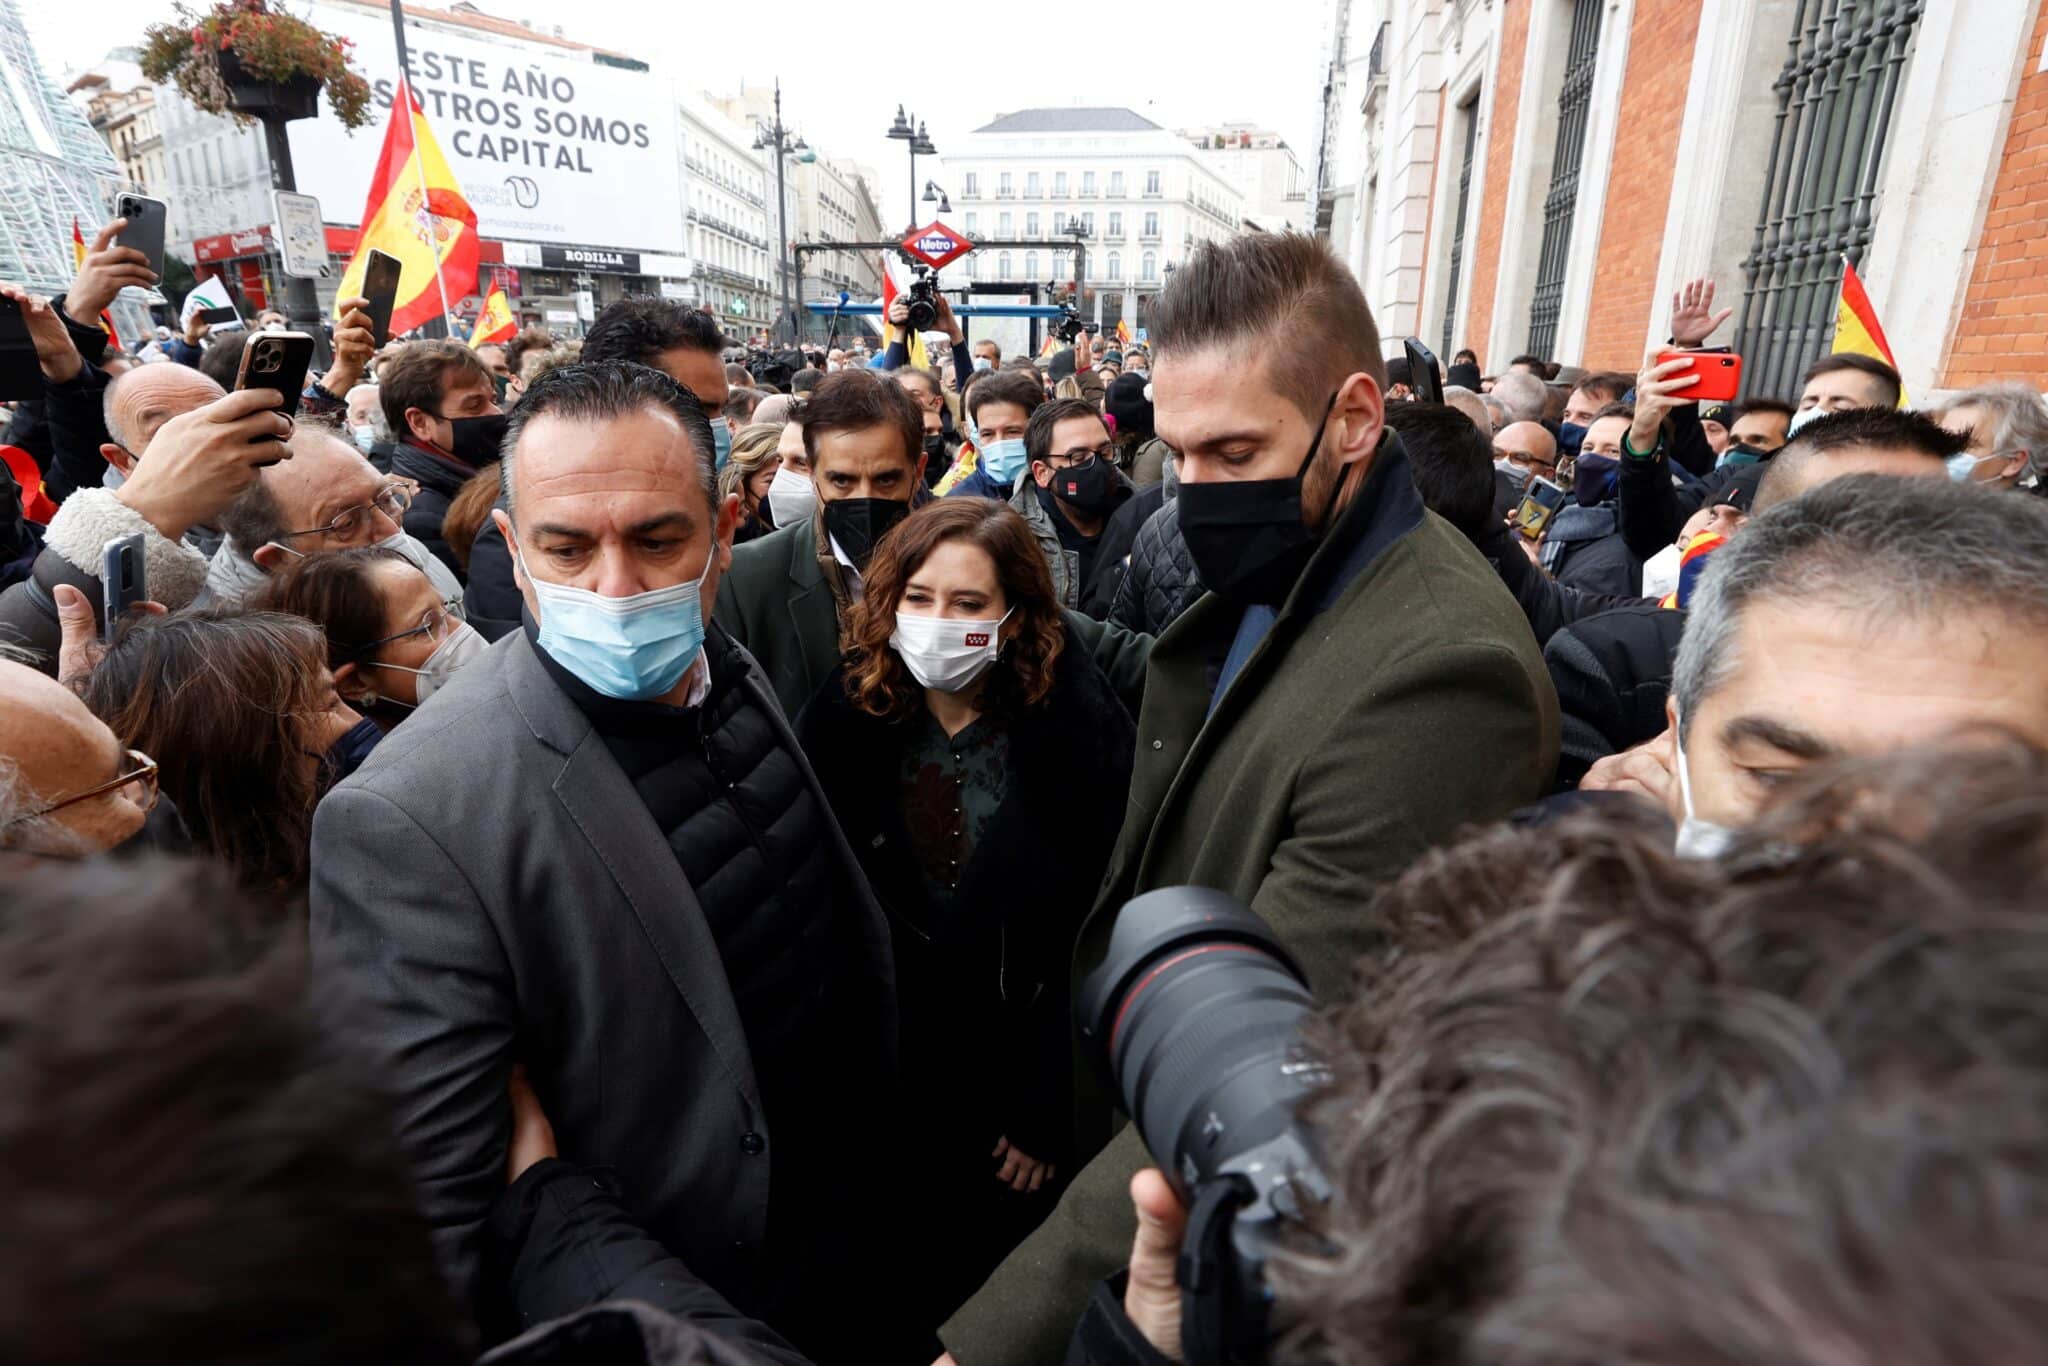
<box><xmin>308</xmin><ymin>626</ymin><xmax>897</xmax><ymax>1333</ymax></box>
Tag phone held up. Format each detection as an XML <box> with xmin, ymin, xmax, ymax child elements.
<box><xmin>1654</xmin><ymin>348</ymin><xmax>1743</xmax><ymax>404</ymax></box>
<box><xmin>114</xmin><ymin>193</ymin><xmax>170</xmax><ymax>279</ymax></box>
<box><xmin>0</xmin><ymin>294</ymin><xmax>40</xmax><ymax>402</ymax></box>
<box><xmin>1514</xmin><ymin>477</ymin><xmax>1568</xmax><ymax>542</ymax></box>
<box><xmin>101</xmin><ymin>533</ymin><xmax>147</xmax><ymax>644</ymax></box>
<box><xmin>361</xmin><ymin>248</ymin><xmax>402</xmax><ymax>348</ymax></box>
<box><xmin>234</xmin><ymin>330</ymin><xmax>316</xmax><ymax>467</ymax></box>
<box><xmin>1403</xmin><ymin>337</ymin><xmax>1445</xmax><ymax>405</ymax></box>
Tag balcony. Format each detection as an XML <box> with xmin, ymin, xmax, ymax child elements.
<box><xmin>1077</xmin><ymin>186</ymin><xmax>1097</xmax><ymax>199</ymax></box>
<box><xmin>994</xmin><ymin>188</ymin><xmax>1015</xmax><ymax>199</ymax></box>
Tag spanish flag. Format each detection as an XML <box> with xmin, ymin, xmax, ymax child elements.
<box><xmin>1834</xmin><ymin>256</ymin><xmax>1906</xmax><ymax>406</ymax></box>
<box><xmin>878</xmin><ymin>253</ymin><xmax>930</xmax><ymax>371</ymax></box>
<box><xmin>470</xmin><ymin>286</ymin><xmax>515</xmax><ymax>347</ymax></box>
<box><xmin>335</xmin><ymin>78</ymin><xmax>477</xmax><ymax>339</ymax></box>
<box><xmin>70</xmin><ymin>219</ymin><xmax>121</xmax><ymax>349</ymax></box>
<box><xmin>1115</xmin><ymin>318</ymin><xmax>1132</xmax><ymax>346</ymax></box>
<box><xmin>1659</xmin><ymin>530</ymin><xmax>1728</xmax><ymax>611</ymax></box>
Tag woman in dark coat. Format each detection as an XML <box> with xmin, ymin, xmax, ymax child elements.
<box><xmin>796</xmin><ymin>496</ymin><xmax>1135</xmax><ymax>1323</ymax></box>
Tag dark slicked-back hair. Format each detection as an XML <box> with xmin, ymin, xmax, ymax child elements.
<box><xmin>965</xmin><ymin>366</ymin><xmax>1048</xmax><ymax>426</ymax></box>
<box><xmin>1271</xmin><ymin>735</ymin><xmax>2048</xmax><ymax>1366</ymax></box>
<box><xmin>376</xmin><ymin>339</ymin><xmax>492</xmax><ymax>437</ymax></box>
<box><xmin>1751</xmin><ymin>407</ymin><xmax>1967</xmax><ymax>513</ymax></box>
<box><xmin>1152</xmin><ymin>231</ymin><xmax>1385</xmax><ymax>422</ymax></box>
<box><xmin>1802</xmin><ymin>350</ymin><xmax>1902</xmax><ymax>407</ymax></box>
<box><xmin>1383</xmin><ymin>401</ymin><xmax>1494</xmax><ymax>541</ymax></box>
<box><xmin>1571</xmin><ymin>369</ymin><xmax>1634</xmax><ymax>406</ymax></box>
<box><xmin>581</xmin><ymin>296</ymin><xmax>727</xmax><ymax>369</ymax></box>
<box><xmin>801</xmin><ymin>367</ymin><xmax>923</xmax><ymax>468</ymax></box>
<box><xmin>499</xmin><ymin>361</ymin><xmax>714</xmax><ymax>523</ymax></box>
<box><xmin>0</xmin><ymin>856</ymin><xmax>472</xmax><ymax>1364</ymax></box>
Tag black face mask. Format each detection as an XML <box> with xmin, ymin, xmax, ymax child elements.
<box><xmin>445</xmin><ymin>412</ymin><xmax>510</xmax><ymax>467</ymax></box>
<box><xmin>923</xmin><ymin>434</ymin><xmax>949</xmax><ymax>465</ymax></box>
<box><xmin>1176</xmin><ymin>395</ymin><xmax>1338</xmax><ymax>606</ymax></box>
<box><xmin>821</xmin><ymin>497</ymin><xmax>911</xmax><ymax>573</ymax></box>
<box><xmin>1047</xmin><ymin>457</ymin><xmax>1118</xmax><ymax>517</ymax></box>
<box><xmin>314</xmin><ymin>715</ymin><xmax>385</xmax><ymax>795</ymax></box>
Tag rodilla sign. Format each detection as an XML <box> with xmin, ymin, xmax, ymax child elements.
<box><xmin>287</xmin><ymin>1</ymin><xmax>685</xmax><ymax>253</ymax></box>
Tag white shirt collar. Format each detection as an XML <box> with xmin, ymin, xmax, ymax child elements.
<box><xmin>827</xmin><ymin>533</ymin><xmax>865</xmax><ymax>603</ymax></box>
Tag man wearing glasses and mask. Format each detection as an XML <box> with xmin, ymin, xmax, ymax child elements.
<box><xmin>1018</xmin><ymin>398</ymin><xmax>1134</xmax><ymax>609</ymax></box>
<box><xmin>200</xmin><ymin>426</ymin><xmax>466</xmax><ymax>611</ymax></box>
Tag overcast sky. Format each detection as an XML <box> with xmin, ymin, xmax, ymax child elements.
<box><xmin>29</xmin><ymin>0</ymin><xmax>1335</xmax><ymax>231</ymax></box>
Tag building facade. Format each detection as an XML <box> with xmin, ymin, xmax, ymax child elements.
<box><xmin>1314</xmin><ymin>0</ymin><xmax>2048</xmax><ymax>400</ymax></box>
<box><xmin>69</xmin><ymin>53</ymin><xmax>166</xmax><ymax>198</ymax></box>
<box><xmin>678</xmin><ymin>95</ymin><xmax>776</xmax><ymax>339</ymax></box>
<box><xmin>1181</xmin><ymin>122</ymin><xmax>1310</xmax><ymax>232</ymax></box>
<box><xmin>937</xmin><ymin>107</ymin><xmax>1247</xmax><ymax>335</ymax></box>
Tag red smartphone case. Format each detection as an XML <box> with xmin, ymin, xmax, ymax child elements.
<box><xmin>1658</xmin><ymin>349</ymin><xmax>1743</xmax><ymax>404</ymax></box>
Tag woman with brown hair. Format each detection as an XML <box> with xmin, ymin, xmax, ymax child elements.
<box><xmin>81</xmin><ymin>611</ymin><xmax>372</xmax><ymax>892</ymax></box>
<box><xmin>718</xmin><ymin>422</ymin><xmax>785</xmax><ymax>544</ymax></box>
<box><xmin>251</xmin><ymin>546</ymin><xmax>488</xmax><ymax>733</ymax></box>
<box><xmin>795</xmin><ymin>496</ymin><xmax>1134</xmax><ymax>1316</ymax></box>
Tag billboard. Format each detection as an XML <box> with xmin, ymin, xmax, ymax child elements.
<box><xmin>287</xmin><ymin>3</ymin><xmax>685</xmax><ymax>253</ymax></box>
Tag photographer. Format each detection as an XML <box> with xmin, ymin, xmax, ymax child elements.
<box><xmin>883</xmin><ymin>287</ymin><xmax>975</xmax><ymax>398</ymax></box>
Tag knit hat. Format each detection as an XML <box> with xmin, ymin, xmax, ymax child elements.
<box><xmin>1105</xmin><ymin>372</ymin><xmax>1154</xmax><ymax>442</ymax></box>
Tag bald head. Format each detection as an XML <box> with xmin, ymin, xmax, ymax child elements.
<box><xmin>103</xmin><ymin>365</ymin><xmax>225</xmax><ymax>467</ymax></box>
<box><xmin>231</xmin><ymin>427</ymin><xmax>400</xmax><ymax>572</ymax></box>
<box><xmin>0</xmin><ymin>659</ymin><xmax>147</xmax><ymax>856</ymax></box>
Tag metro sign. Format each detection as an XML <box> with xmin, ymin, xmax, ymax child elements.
<box><xmin>903</xmin><ymin>220</ymin><xmax>974</xmax><ymax>270</ymax></box>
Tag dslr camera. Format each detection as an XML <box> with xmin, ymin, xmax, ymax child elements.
<box><xmin>1077</xmin><ymin>888</ymin><xmax>1330</xmax><ymax>1365</ymax></box>
<box><xmin>903</xmin><ymin>264</ymin><xmax>942</xmax><ymax>332</ymax></box>
<box><xmin>1050</xmin><ymin>289</ymin><xmax>1088</xmax><ymax>344</ymax></box>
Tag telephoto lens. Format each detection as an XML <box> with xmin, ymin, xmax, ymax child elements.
<box><xmin>1076</xmin><ymin>887</ymin><xmax>1329</xmax><ymax>1365</ymax></box>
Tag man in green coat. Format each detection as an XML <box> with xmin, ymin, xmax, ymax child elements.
<box><xmin>934</xmin><ymin>232</ymin><xmax>1559</xmax><ymax>1364</ymax></box>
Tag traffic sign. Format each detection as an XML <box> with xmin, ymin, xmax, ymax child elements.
<box><xmin>902</xmin><ymin>220</ymin><xmax>974</xmax><ymax>270</ymax></box>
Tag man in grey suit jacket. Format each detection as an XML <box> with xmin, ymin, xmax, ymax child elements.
<box><xmin>310</xmin><ymin>361</ymin><xmax>908</xmax><ymax>1362</ymax></box>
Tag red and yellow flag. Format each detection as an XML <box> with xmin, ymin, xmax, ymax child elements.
<box><xmin>1835</xmin><ymin>256</ymin><xmax>1906</xmax><ymax>406</ymax></box>
<box><xmin>336</xmin><ymin>79</ymin><xmax>477</xmax><ymax>339</ymax></box>
<box><xmin>1115</xmin><ymin>318</ymin><xmax>1132</xmax><ymax>346</ymax></box>
<box><xmin>878</xmin><ymin>253</ymin><xmax>930</xmax><ymax>371</ymax></box>
<box><xmin>469</xmin><ymin>286</ymin><xmax>515</xmax><ymax>347</ymax></box>
<box><xmin>70</xmin><ymin>218</ymin><xmax>121</xmax><ymax>350</ymax></box>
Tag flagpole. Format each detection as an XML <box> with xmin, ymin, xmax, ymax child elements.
<box><xmin>389</xmin><ymin>0</ymin><xmax>458</xmax><ymax>337</ymax></box>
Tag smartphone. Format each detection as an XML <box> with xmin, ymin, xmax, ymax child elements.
<box><xmin>1404</xmin><ymin>337</ymin><xmax>1444</xmax><ymax>405</ymax></box>
<box><xmin>114</xmin><ymin>193</ymin><xmax>169</xmax><ymax>279</ymax></box>
<box><xmin>1514</xmin><ymin>477</ymin><xmax>1568</xmax><ymax>541</ymax></box>
<box><xmin>199</xmin><ymin>304</ymin><xmax>241</xmax><ymax>325</ymax></box>
<box><xmin>361</xmin><ymin>248</ymin><xmax>402</xmax><ymax>347</ymax></box>
<box><xmin>0</xmin><ymin>295</ymin><xmax>40</xmax><ymax>401</ymax></box>
<box><xmin>101</xmin><ymin>532</ymin><xmax>146</xmax><ymax>642</ymax></box>
<box><xmin>1655</xmin><ymin>348</ymin><xmax>1743</xmax><ymax>404</ymax></box>
<box><xmin>235</xmin><ymin>330</ymin><xmax>315</xmax><ymax>466</ymax></box>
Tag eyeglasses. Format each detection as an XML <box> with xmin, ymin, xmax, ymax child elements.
<box><xmin>2</xmin><ymin>749</ymin><xmax>159</xmax><ymax>827</ymax></box>
<box><xmin>1050</xmin><ymin>446</ymin><xmax>1113</xmax><ymax>469</ymax></box>
<box><xmin>366</xmin><ymin>599</ymin><xmax>462</xmax><ymax>650</ymax></box>
<box><xmin>282</xmin><ymin>482</ymin><xmax>413</xmax><ymax>542</ymax></box>
<box><xmin>1495</xmin><ymin>448</ymin><xmax>1555</xmax><ymax>471</ymax></box>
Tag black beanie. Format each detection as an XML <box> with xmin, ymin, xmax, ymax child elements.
<box><xmin>1106</xmin><ymin>371</ymin><xmax>1153</xmax><ymax>441</ymax></box>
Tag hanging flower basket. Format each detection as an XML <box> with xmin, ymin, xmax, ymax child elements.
<box><xmin>140</xmin><ymin>0</ymin><xmax>372</xmax><ymax>130</ymax></box>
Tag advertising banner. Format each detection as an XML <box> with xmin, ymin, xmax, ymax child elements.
<box><xmin>288</xmin><ymin>2</ymin><xmax>685</xmax><ymax>253</ymax></box>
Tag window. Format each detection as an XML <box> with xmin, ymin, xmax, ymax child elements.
<box><xmin>1081</xmin><ymin>212</ymin><xmax>1094</xmax><ymax>236</ymax></box>
<box><xmin>968</xmin><ymin>255</ymin><xmax>979</xmax><ymax>279</ymax></box>
<box><xmin>1108</xmin><ymin>212</ymin><xmax>1122</xmax><ymax>238</ymax></box>
<box><xmin>1143</xmin><ymin>211</ymin><xmax>1160</xmax><ymax>238</ymax></box>
<box><xmin>1142</xmin><ymin>253</ymin><xmax>1157</xmax><ymax>281</ymax></box>
<box><xmin>999</xmin><ymin>211</ymin><xmax>1013</xmax><ymax>235</ymax></box>
<box><xmin>965</xmin><ymin>211</ymin><xmax>978</xmax><ymax>234</ymax></box>
<box><xmin>999</xmin><ymin>171</ymin><xmax>1013</xmax><ymax>197</ymax></box>
<box><xmin>1027</xmin><ymin>171</ymin><xmax>1041</xmax><ymax>197</ymax></box>
<box><xmin>1734</xmin><ymin>0</ymin><xmax>1923</xmax><ymax>400</ymax></box>
<box><xmin>1054</xmin><ymin>211</ymin><xmax>1067</xmax><ymax>234</ymax></box>
<box><xmin>1441</xmin><ymin>94</ymin><xmax>1481</xmax><ymax>358</ymax></box>
<box><xmin>1110</xmin><ymin>170</ymin><xmax>1124</xmax><ymax>197</ymax></box>
<box><xmin>1021</xmin><ymin>211</ymin><xmax>1035</xmax><ymax>236</ymax></box>
<box><xmin>1055</xmin><ymin>171</ymin><xmax>1068</xmax><ymax>196</ymax></box>
<box><xmin>1145</xmin><ymin>170</ymin><xmax>1161</xmax><ymax>196</ymax></box>
<box><xmin>1108</xmin><ymin>253</ymin><xmax>1121</xmax><ymax>281</ymax></box>
<box><xmin>998</xmin><ymin>251</ymin><xmax>1012</xmax><ymax>276</ymax></box>
<box><xmin>1082</xmin><ymin>171</ymin><xmax>1097</xmax><ymax>197</ymax></box>
<box><xmin>1026</xmin><ymin>251</ymin><xmax>1039</xmax><ymax>279</ymax></box>
<box><xmin>1527</xmin><ymin>0</ymin><xmax>1603</xmax><ymax>360</ymax></box>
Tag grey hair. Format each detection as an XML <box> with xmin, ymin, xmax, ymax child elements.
<box><xmin>1490</xmin><ymin>370</ymin><xmax>1549</xmax><ymax>424</ymax></box>
<box><xmin>498</xmin><ymin>360</ymin><xmax>715</xmax><ymax>525</ymax></box>
<box><xmin>1673</xmin><ymin>474</ymin><xmax>2048</xmax><ymax>740</ymax></box>
<box><xmin>0</xmin><ymin>754</ymin><xmax>87</xmax><ymax>856</ymax></box>
<box><xmin>1938</xmin><ymin>382</ymin><xmax>2048</xmax><ymax>483</ymax></box>
<box><xmin>101</xmin><ymin>380</ymin><xmax>134</xmax><ymax>452</ymax></box>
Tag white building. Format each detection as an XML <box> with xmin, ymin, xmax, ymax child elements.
<box><xmin>1181</xmin><ymin>122</ymin><xmax>1309</xmax><ymax>232</ymax></box>
<box><xmin>676</xmin><ymin>95</ymin><xmax>775</xmax><ymax>339</ymax></box>
<box><xmin>936</xmin><ymin>107</ymin><xmax>1246</xmax><ymax>336</ymax></box>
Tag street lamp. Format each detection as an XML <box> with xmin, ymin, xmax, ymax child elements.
<box><xmin>921</xmin><ymin>180</ymin><xmax>952</xmax><ymax>214</ymax></box>
<box><xmin>751</xmin><ymin>77</ymin><xmax>810</xmax><ymax>344</ymax></box>
<box><xmin>886</xmin><ymin>105</ymin><xmax>937</xmax><ymax>231</ymax></box>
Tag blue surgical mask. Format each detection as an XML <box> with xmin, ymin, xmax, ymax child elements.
<box><xmin>972</xmin><ymin>356</ymin><xmax>993</xmax><ymax>373</ymax></box>
<box><xmin>1947</xmin><ymin>451</ymin><xmax>1991</xmax><ymax>484</ymax></box>
<box><xmin>519</xmin><ymin>544</ymin><xmax>714</xmax><ymax>702</ymax></box>
<box><xmin>711</xmin><ymin>417</ymin><xmax>732</xmax><ymax>471</ymax></box>
<box><xmin>981</xmin><ymin>438</ymin><xmax>1028</xmax><ymax>485</ymax></box>
<box><xmin>352</xmin><ymin>423</ymin><xmax>378</xmax><ymax>454</ymax></box>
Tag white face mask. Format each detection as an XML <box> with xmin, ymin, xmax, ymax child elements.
<box><xmin>766</xmin><ymin>464</ymin><xmax>817</xmax><ymax>528</ymax></box>
<box><xmin>1787</xmin><ymin>404</ymin><xmax>1828</xmax><ymax>436</ymax></box>
<box><xmin>372</xmin><ymin>621</ymin><xmax>489</xmax><ymax>707</ymax></box>
<box><xmin>1672</xmin><ymin>708</ymin><xmax>1735</xmax><ymax>860</ymax></box>
<box><xmin>352</xmin><ymin>424</ymin><xmax>378</xmax><ymax>454</ymax></box>
<box><xmin>891</xmin><ymin>606</ymin><xmax>1015</xmax><ymax>693</ymax></box>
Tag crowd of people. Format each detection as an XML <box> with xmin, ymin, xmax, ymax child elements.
<box><xmin>4</xmin><ymin>215</ymin><xmax>2048</xmax><ymax>1366</ymax></box>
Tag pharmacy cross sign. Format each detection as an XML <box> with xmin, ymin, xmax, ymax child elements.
<box><xmin>902</xmin><ymin>221</ymin><xmax>974</xmax><ymax>269</ymax></box>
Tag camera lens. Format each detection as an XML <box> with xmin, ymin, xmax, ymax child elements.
<box><xmin>1077</xmin><ymin>888</ymin><xmax>1316</xmax><ymax>1196</ymax></box>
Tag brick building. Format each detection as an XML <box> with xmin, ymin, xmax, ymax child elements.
<box><xmin>1312</xmin><ymin>0</ymin><xmax>2048</xmax><ymax>401</ymax></box>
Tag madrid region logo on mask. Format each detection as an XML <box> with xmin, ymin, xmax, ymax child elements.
<box><xmin>965</xmin><ymin>632</ymin><xmax>991</xmax><ymax>648</ymax></box>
